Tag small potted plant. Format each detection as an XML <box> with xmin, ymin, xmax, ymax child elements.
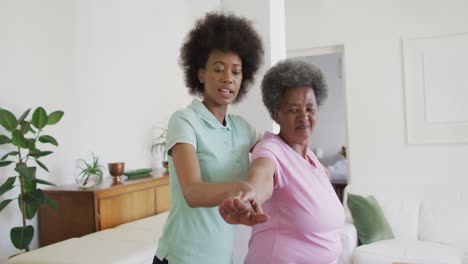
<box><xmin>340</xmin><ymin>145</ymin><xmax>347</xmax><ymax>159</ymax></box>
<box><xmin>75</xmin><ymin>153</ymin><xmax>104</xmax><ymax>188</ymax></box>
<box><xmin>151</xmin><ymin>127</ymin><xmax>168</xmax><ymax>169</ymax></box>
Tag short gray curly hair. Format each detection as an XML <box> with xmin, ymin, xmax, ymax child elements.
<box><xmin>261</xmin><ymin>59</ymin><xmax>327</xmax><ymax>119</ymax></box>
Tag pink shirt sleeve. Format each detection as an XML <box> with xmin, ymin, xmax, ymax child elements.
<box><xmin>251</xmin><ymin>138</ymin><xmax>285</xmax><ymax>189</ymax></box>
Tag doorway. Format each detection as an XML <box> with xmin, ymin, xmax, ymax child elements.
<box><xmin>287</xmin><ymin>45</ymin><xmax>349</xmax><ymax>186</ymax></box>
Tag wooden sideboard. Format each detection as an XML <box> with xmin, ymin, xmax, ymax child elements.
<box><xmin>331</xmin><ymin>178</ymin><xmax>347</xmax><ymax>203</ymax></box>
<box><xmin>38</xmin><ymin>171</ymin><xmax>170</xmax><ymax>247</ymax></box>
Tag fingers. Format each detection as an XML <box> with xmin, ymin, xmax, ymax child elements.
<box><xmin>240</xmin><ymin>190</ymin><xmax>255</xmax><ymax>203</ymax></box>
<box><xmin>249</xmin><ymin>200</ymin><xmax>268</xmax><ymax>224</ymax></box>
<box><xmin>250</xmin><ymin>200</ymin><xmax>264</xmax><ymax>214</ymax></box>
<box><xmin>231</xmin><ymin>190</ymin><xmax>243</xmax><ymax>200</ymax></box>
<box><xmin>238</xmin><ymin>181</ymin><xmax>255</xmax><ymax>202</ymax></box>
<box><xmin>250</xmin><ymin>213</ymin><xmax>269</xmax><ymax>225</ymax></box>
<box><xmin>219</xmin><ymin>198</ymin><xmax>236</xmax><ymax>216</ymax></box>
<box><xmin>233</xmin><ymin>198</ymin><xmax>251</xmax><ymax>213</ymax></box>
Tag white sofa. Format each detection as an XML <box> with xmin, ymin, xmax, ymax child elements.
<box><xmin>340</xmin><ymin>184</ymin><xmax>468</xmax><ymax>264</ymax></box>
<box><xmin>8</xmin><ymin>211</ymin><xmax>169</xmax><ymax>264</ymax></box>
<box><xmin>7</xmin><ymin>211</ymin><xmax>252</xmax><ymax>264</ymax></box>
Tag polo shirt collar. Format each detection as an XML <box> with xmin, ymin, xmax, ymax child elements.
<box><xmin>189</xmin><ymin>99</ymin><xmax>232</xmax><ymax>130</ymax></box>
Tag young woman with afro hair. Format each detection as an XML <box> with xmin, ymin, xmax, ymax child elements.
<box><xmin>154</xmin><ymin>12</ymin><xmax>266</xmax><ymax>264</ymax></box>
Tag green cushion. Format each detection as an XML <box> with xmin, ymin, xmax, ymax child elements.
<box><xmin>347</xmin><ymin>193</ymin><xmax>395</xmax><ymax>244</ymax></box>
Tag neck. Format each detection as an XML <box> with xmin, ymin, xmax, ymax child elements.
<box><xmin>202</xmin><ymin>100</ymin><xmax>228</xmax><ymax>125</ymax></box>
<box><xmin>278</xmin><ymin>133</ymin><xmax>309</xmax><ymax>159</ymax></box>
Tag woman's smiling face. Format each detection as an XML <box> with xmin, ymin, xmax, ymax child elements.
<box><xmin>198</xmin><ymin>50</ymin><xmax>243</xmax><ymax>107</ymax></box>
<box><xmin>274</xmin><ymin>86</ymin><xmax>318</xmax><ymax>146</ymax></box>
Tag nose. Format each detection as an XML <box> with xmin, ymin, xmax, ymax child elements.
<box><xmin>222</xmin><ymin>71</ymin><xmax>233</xmax><ymax>84</ymax></box>
<box><xmin>298</xmin><ymin>109</ymin><xmax>308</xmax><ymax>121</ymax></box>
<box><xmin>299</xmin><ymin>109</ymin><xmax>307</xmax><ymax>117</ymax></box>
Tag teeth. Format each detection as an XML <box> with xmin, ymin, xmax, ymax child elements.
<box><xmin>219</xmin><ymin>88</ymin><xmax>232</xmax><ymax>95</ymax></box>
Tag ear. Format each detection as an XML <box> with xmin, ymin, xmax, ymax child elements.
<box><xmin>198</xmin><ymin>68</ymin><xmax>205</xmax><ymax>84</ymax></box>
<box><xmin>273</xmin><ymin>111</ymin><xmax>280</xmax><ymax>124</ymax></box>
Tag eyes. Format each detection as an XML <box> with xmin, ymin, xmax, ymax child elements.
<box><xmin>214</xmin><ymin>67</ymin><xmax>242</xmax><ymax>76</ymax></box>
<box><xmin>288</xmin><ymin>107</ymin><xmax>316</xmax><ymax>114</ymax></box>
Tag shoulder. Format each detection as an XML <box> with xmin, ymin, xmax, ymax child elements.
<box><xmin>168</xmin><ymin>107</ymin><xmax>201</xmax><ymax>128</ymax></box>
<box><xmin>252</xmin><ymin>135</ymin><xmax>283</xmax><ymax>159</ymax></box>
<box><xmin>255</xmin><ymin>135</ymin><xmax>282</xmax><ymax>150</ymax></box>
<box><xmin>170</xmin><ymin>107</ymin><xmax>197</xmax><ymax>120</ymax></box>
<box><xmin>167</xmin><ymin>108</ymin><xmax>199</xmax><ymax>136</ymax></box>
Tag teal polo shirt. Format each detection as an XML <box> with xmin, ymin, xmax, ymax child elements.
<box><xmin>156</xmin><ymin>99</ymin><xmax>259</xmax><ymax>264</ymax></box>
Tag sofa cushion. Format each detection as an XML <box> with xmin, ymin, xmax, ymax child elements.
<box><xmin>353</xmin><ymin>239</ymin><xmax>464</xmax><ymax>264</ymax></box>
<box><xmin>347</xmin><ymin>193</ymin><xmax>395</xmax><ymax>244</ymax></box>
<box><xmin>344</xmin><ymin>185</ymin><xmax>420</xmax><ymax>240</ymax></box>
<box><xmin>8</xmin><ymin>212</ymin><xmax>170</xmax><ymax>264</ymax></box>
<box><xmin>419</xmin><ymin>201</ymin><xmax>468</xmax><ymax>252</ymax></box>
<box><xmin>8</xmin><ymin>237</ymin><xmax>155</xmax><ymax>264</ymax></box>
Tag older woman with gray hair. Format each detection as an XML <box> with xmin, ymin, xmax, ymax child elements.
<box><xmin>219</xmin><ymin>59</ymin><xmax>345</xmax><ymax>264</ymax></box>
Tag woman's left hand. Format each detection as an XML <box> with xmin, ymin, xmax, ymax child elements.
<box><xmin>218</xmin><ymin>197</ymin><xmax>269</xmax><ymax>226</ymax></box>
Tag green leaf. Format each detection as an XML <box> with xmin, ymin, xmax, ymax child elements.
<box><xmin>0</xmin><ymin>199</ymin><xmax>14</xmax><ymax>212</ymax></box>
<box><xmin>17</xmin><ymin>108</ymin><xmax>31</xmax><ymax>124</ymax></box>
<box><xmin>11</xmin><ymin>225</ymin><xmax>34</xmax><ymax>250</ymax></box>
<box><xmin>34</xmin><ymin>178</ymin><xmax>56</xmax><ymax>187</ymax></box>
<box><xmin>26</xmin><ymin>138</ymin><xmax>36</xmax><ymax>150</ymax></box>
<box><xmin>17</xmin><ymin>196</ymin><xmax>37</xmax><ymax>219</ymax></box>
<box><xmin>0</xmin><ymin>177</ymin><xmax>16</xmax><ymax>196</ymax></box>
<box><xmin>25</xmin><ymin>202</ymin><xmax>38</xmax><ymax>219</ymax></box>
<box><xmin>29</xmin><ymin>126</ymin><xmax>36</xmax><ymax>134</ymax></box>
<box><xmin>28</xmin><ymin>150</ymin><xmax>52</xmax><ymax>158</ymax></box>
<box><xmin>1</xmin><ymin>151</ymin><xmax>19</xmax><ymax>161</ymax></box>
<box><xmin>24</xmin><ymin>177</ymin><xmax>37</xmax><ymax>192</ymax></box>
<box><xmin>15</xmin><ymin>166</ymin><xmax>36</xmax><ymax>181</ymax></box>
<box><xmin>45</xmin><ymin>197</ymin><xmax>58</xmax><ymax>209</ymax></box>
<box><xmin>35</xmin><ymin>159</ymin><xmax>49</xmax><ymax>172</ymax></box>
<box><xmin>0</xmin><ymin>135</ymin><xmax>11</xmax><ymax>144</ymax></box>
<box><xmin>0</xmin><ymin>109</ymin><xmax>18</xmax><ymax>131</ymax></box>
<box><xmin>47</xmin><ymin>111</ymin><xmax>64</xmax><ymax>125</ymax></box>
<box><xmin>0</xmin><ymin>161</ymin><xmax>13</xmax><ymax>167</ymax></box>
<box><xmin>38</xmin><ymin>135</ymin><xmax>58</xmax><ymax>146</ymax></box>
<box><xmin>20</xmin><ymin>121</ymin><xmax>30</xmax><ymax>134</ymax></box>
<box><xmin>23</xmin><ymin>189</ymin><xmax>46</xmax><ymax>207</ymax></box>
<box><xmin>11</xmin><ymin>130</ymin><xmax>27</xmax><ymax>148</ymax></box>
<box><xmin>31</xmin><ymin>107</ymin><xmax>47</xmax><ymax>129</ymax></box>
<box><xmin>0</xmin><ymin>199</ymin><xmax>13</xmax><ymax>212</ymax></box>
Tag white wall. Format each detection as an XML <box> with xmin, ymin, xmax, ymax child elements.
<box><xmin>224</xmin><ymin>0</ymin><xmax>286</xmax><ymax>133</ymax></box>
<box><xmin>0</xmin><ymin>0</ymin><xmax>221</xmax><ymax>261</ymax></box>
<box><xmin>285</xmin><ymin>0</ymin><xmax>468</xmax><ymax>187</ymax></box>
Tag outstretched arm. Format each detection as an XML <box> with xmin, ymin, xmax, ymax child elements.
<box><xmin>245</xmin><ymin>157</ymin><xmax>275</xmax><ymax>203</ymax></box>
<box><xmin>172</xmin><ymin>143</ymin><xmax>255</xmax><ymax>208</ymax></box>
<box><xmin>219</xmin><ymin>157</ymin><xmax>275</xmax><ymax>226</ymax></box>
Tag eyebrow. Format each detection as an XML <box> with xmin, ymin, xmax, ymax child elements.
<box><xmin>212</xmin><ymin>61</ymin><xmax>242</xmax><ymax>67</ymax></box>
<box><xmin>286</xmin><ymin>102</ymin><xmax>316</xmax><ymax>107</ymax></box>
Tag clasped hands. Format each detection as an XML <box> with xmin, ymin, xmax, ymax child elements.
<box><xmin>218</xmin><ymin>182</ymin><xmax>269</xmax><ymax>226</ymax></box>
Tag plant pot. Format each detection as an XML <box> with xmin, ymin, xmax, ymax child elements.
<box><xmin>74</xmin><ymin>172</ymin><xmax>102</xmax><ymax>189</ymax></box>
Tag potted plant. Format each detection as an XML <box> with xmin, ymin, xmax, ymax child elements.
<box><xmin>75</xmin><ymin>153</ymin><xmax>104</xmax><ymax>188</ymax></box>
<box><xmin>151</xmin><ymin>127</ymin><xmax>168</xmax><ymax>169</ymax></box>
<box><xmin>340</xmin><ymin>145</ymin><xmax>347</xmax><ymax>159</ymax></box>
<box><xmin>0</xmin><ymin>106</ymin><xmax>63</xmax><ymax>252</ymax></box>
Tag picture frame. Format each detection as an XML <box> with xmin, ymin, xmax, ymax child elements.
<box><xmin>402</xmin><ymin>32</ymin><xmax>468</xmax><ymax>144</ymax></box>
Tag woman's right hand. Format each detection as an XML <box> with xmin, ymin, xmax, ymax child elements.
<box><xmin>218</xmin><ymin>196</ymin><xmax>269</xmax><ymax>226</ymax></box>
<box><xmin>229</xmin><ymin>180</ymin><xmax>256</xmax><ymax>203</ymax></box>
